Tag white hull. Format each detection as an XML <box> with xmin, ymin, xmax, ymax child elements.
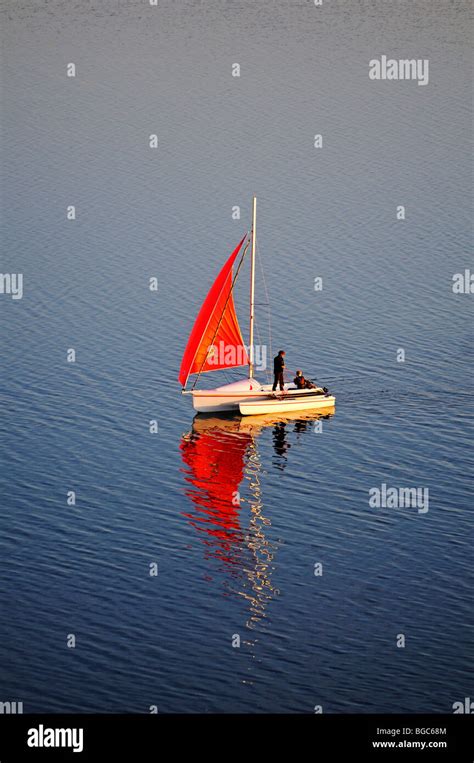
<box><xmin>239</xmin><ymin>394</ymin><xmax>336</xmax><ymax>416</ymax></box>
<box><xmin>184</xmin><ymin>378</ymin><xmax>269</xmax><ymax>413</ymax></box>
<box><xmin>183</xmin><ymin>378</ymin><xmax>334</xmax><ymax>414</ymax></box>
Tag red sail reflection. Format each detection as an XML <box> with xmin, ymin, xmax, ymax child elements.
<box><xmin>180</xmin><ymin>419</ymin><xmax>252</xmax><ymax>572</ymax></box>
<box><xmin>179</xmin><ymin>415</ymin><xmax>280</xmax><ymax>635</ymax></box>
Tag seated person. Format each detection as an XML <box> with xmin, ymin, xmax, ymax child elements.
<box><xmin>293</xmin><ymin>370</ymin><xmax>316</xmax><ymax>389</ymax></box>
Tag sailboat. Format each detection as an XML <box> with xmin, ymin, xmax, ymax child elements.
<box><xmin>179</xmin><ymin>196</ymin><xmax>336</xmax><ymax>415</ymax></box>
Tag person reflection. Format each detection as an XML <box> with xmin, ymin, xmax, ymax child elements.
<box><xmin>293</xmin><ymin>420</ymin><xmax>309</xmax><ymax>435</ymax></box>
<box><xmin>272</xmin><ymin>422</ymin><xmax>290</xmax><ymax>469</ymax></box>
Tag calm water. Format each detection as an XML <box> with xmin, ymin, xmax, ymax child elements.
<box><xmin>1</xmin><ymin>0</ymin><xmax>472</xmax><ymax>713</ymax></box>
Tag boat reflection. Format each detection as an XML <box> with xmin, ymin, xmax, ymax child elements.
<box><xmin>180</xmin><ymin>408</ymin><xmax>335</xmax><ymax>639</ymax></box>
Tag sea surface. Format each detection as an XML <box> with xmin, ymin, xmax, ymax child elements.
<box><xmin>0</xmin><ymin>0</ymin><xmax>472</xmax><ymax>713</ymax></box>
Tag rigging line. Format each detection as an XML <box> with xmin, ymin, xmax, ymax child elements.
<box><xmin>255</xmin><ymin>237</ymin><xmax>273</xmax><ymax>364</ymax></box>
<box><xmin>254</xmin><ymin>316</ymin><xmax>271</xmax><ymax>384</ymax></box>
<box><xmin>254</xmin><ymin>317</ymin><xmax>263</xmax><ymax>374</ymax></box>
<box><xmin>191</xmin><ymin>236</ymin><xmax>251</xmax><ymax>390</ymax></box>
<box><xmin>253</xmin><ymin>294</ymin><xmax>272</xmax><ymax>384</ymax></box>
<box><xmin>251</xmin><ymin>268</ymin><xmax>265</xmax><ymax>378</ymax></box>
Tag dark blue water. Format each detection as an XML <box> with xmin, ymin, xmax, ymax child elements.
<box><xmin>1</xmin><ymin>0</ymin><xmax>472</xmax><ymax>712</ymax></box>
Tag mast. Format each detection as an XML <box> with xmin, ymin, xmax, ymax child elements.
<box><xmin>249</xmin><ymin>194</ymin><xmax>257</xmax><ymax>378</ymax></box>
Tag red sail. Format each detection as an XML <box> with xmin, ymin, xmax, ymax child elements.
<box><xmin>178</xmin><ymin>236</ymin><xmax>249</xmax><ymax>387</ymax></box>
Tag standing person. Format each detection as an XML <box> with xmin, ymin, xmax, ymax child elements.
<box><xmin>272</xmin><ymin>350</ymin><xmax>286</xmax><ymax>391</ymax></box>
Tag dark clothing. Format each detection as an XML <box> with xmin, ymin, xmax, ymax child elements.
<box><xmin>272</xmin><ymin>354</ymin><xmax>285</xmax><ymax>391</ymax></box>
<box><xmin>294</xmin><ymin>375</ymin><xmax>316</xmax><ymax>390</ymax></box>
<box><xmin>273</xmin><ymin>371</ymin><xmax>285</xmax><ymax>392</ymax></box>
<box><xmin>273</xmin><ymin>354</ymin><xmax>285</xmax><ymax>374</ymax></box>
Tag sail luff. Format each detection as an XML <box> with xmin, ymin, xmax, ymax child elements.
<box><xmin>178</xmin><ymin>235</ymin><xmax>248</xmax><ymax>388</ymax></box>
